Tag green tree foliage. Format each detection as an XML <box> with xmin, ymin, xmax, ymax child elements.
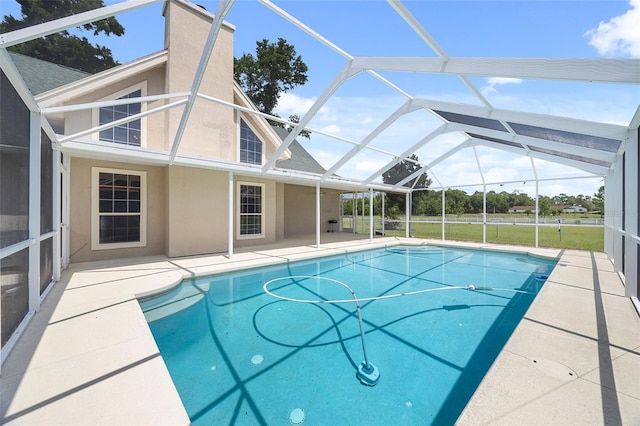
<box><xmin>539</xmin><ymin>196</ymin><xmax>552</xmax><ymax>217</ymax></box>
<box><xmin>382</xmin><ymin>154</ymin><xmax>431</xmax><ymax>218</ymax></box>
<box><xmin>593</xmin><ymin>185</ymin><xmax>605</xmax><ymax>216</ymax></box>
<box><xmin>234</xmin><ymin>38</ymin><xmax>308</xmax><ymax>116</ymax></box>
<box><xmin>1</xmin><ymin>0</ymin><xmax>125</xmax><ymax>73</ymax></box>
<box><xmin>285</xmin><ymin>114</ymin><xmax>311</xmax><ymax>139</ymax></box>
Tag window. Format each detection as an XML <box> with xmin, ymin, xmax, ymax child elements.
<box><xmin>98</xmin><ymin>88</ymin><xmax>143</xmax><ymax>146</ymax></box>
<box><xmin>91</xmin><ymin>168</ymin><xmax>146</xmax><ymax>250</ymax></box>
<box><xmin>240</xmin><ymin>119</ymin><xmax>263</xmax><ymax>165</ymax></box>
<box><xmin>238</xmin><ymin>182</ymin><xmax>264</xmax><ymax>238</ymax></box>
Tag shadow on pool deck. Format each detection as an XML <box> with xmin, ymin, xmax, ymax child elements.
<box><xmin>1</xmin><ymin>239</ymin><xmax>638</xmax><ymax>425</ymax></box>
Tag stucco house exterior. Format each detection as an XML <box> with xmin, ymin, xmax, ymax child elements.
<box><xmin>27</xmin><ymin>0</ymin><xmax>341</xmax><ymax>264</ymax></box>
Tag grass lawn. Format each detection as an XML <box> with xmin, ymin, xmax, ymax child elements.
<box><xmin>383</xmin><ymin>223</ymin><xmax>604</xmax><ymax>251</ymax></box>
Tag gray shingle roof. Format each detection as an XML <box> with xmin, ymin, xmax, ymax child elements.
<box><xmin>9</xmin><ymin>51</ymin><xmax>89</xmax><ymax>95</ymax></box>
<box><xmin>273</xmin><ymin>125</ymin><xmax>326</xmax><ymax>174</ymax></box>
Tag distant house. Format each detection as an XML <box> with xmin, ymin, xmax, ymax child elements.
<box><xmin>508</xmin><ymin>204</ymin><xmax>587</xmax><ymax>213</ymax></box>
<box><xmin>557</xmin><ymin>205</ymin><xmax>588</xmax><ymax>213</ymax></box>
<box><xmin>508</xmin><ymin>205</ymin><xmax>537</xmax><ymax>213</ymax></box>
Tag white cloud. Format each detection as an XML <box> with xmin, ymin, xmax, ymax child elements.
<box><xmin>355</xmin><ymin>160</ymin><xmax>388</xmax><ymax>173</ymax></box>
<box><xmin>584</xmin><ymin>0</ymin><xmax>640</xmax><ymax>58</ymax></box>
<box><xmin>274</xmin><ymin>92</ymin><xmax>316</xmax><ymax>116</ymax></box>
<box><xmin>321</xmin><ymin>124</ymin><xmax>342</xmax><ymax>134</ymax></box>
<box><xmin>481</xmin><ymin>77</ymin><xmax>523</xmax><ymax>96</ymax></box>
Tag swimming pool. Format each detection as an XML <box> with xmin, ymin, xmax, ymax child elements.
<box><xmin>140</xmin><ymin>245</ymin><xmax>556</xmax><ymax>425</ymax></box>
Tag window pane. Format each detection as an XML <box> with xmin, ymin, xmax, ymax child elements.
<box><xmin>99</xmin><ymin>199</ymin><xmax>113</xmax><ymax>213</ymax></box>
<box><xmin>40</xmin><ymin>238</ymin><xmax>53</xmax><ymax>294</ymax></box>
<box><xmin>113</xmin><ymin>200</ymin><xmax>128</xmax><ymax>213</ymax></box>
<box><xmin>239</xmin><ymin>184</ymin><xmax>263</xmax><ymax>235</ymax></box>
<box><xmin>1</xmin><ymin>72</ymin><xmax>30</xmax><ymax>248</ymax></box>
<box><xmin>129</xmin><ymin>129</ymin><xmax>141</xmax><ymax>146</ymax></box>
<box><xmin>99</xmin><ymin>128</ymin><xmax>113</xmax><ymax>142</ymax></box>
<box><xmin>98</xmin><ymin>89</ymin><xmax>142</xmax><ymax>146</ymax></box>
<box><xmin>40</xmin><ymin>130</ymin><xmax>54</xmax><ymax>233</ymax></box>
<box><xmin>98</xmin><ymin>171</ymin><xmax>143</xmax><ymax>244</ymax></box>
<box><xmin>1</xmin><ymin>248</ymin><xmax>29</xmax><ymax>347</ymax></box>
<box><xmin>114</xmin><ymin>126</ymin><xmax>128</xmax><ymax>143</ymax></box>
<box><xmin>239</xmin><ymin>119</ymin><xmax>263</xmax><ymax>165</ymax></box>
<box><xmin>99</xmin><ymin>108</ymin><xmax>113</xmax><ymax>125</ymax></box>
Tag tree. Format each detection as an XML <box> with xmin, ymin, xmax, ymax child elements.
<box><xmin>382</xmin><ymin>154</ymin><xmax>431</xmax><ymax>188</ymax></box>
<box><xmin>1</xmin><ymin>0</ymin><xmax>125</xmax><ymax>73</ymax></box>
<box><xmin>234</xmin><ymin>38</ymin><xmax>308</xmax><ymax>116</ymax></box>
<box><xmin>539</xmin><ymin>196</ymin><xmax>552</xmax><ymax>217</ymax></box>
<box><xmin>593</xmin><ymin>185</ymin><xmax>605</xmax><ymax>217</ymax></box>
<box><xmin>285</xmin><ymin>114</ymin><xmax>311</xmax><ymax>139</ymax></box>
<box><xmin>382</xmin><ymin>154</ymin><xmax>431</xmax><ymax>218</ymax></box>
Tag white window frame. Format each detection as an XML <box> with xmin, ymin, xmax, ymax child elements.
<box><xmin>237</xmin><ymin>181</ymin><xmax>265</xmax><ymax>240</ymax></box>
<box><xmin>91</xmin><ymin>167</ymin><xmax>147</xmax><ymax>250</ymax></box>
<box><xmin>238</xmin><ymin>116</ymin><xmax>264</xmax><ymax>165</ymax></box>
<box><xmin>92</xmin><ymin>81</ymin><xmax>147</xmax><ymax>147</ymax></box>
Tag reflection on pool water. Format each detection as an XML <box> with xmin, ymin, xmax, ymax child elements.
<box><xmin>140</xmin><ymin>245</ymin><xmax>556</xmax><ymax>425</ymax></box>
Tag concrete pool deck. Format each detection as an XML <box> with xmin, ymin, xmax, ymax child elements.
<box><xmin>1</xmin><ymin>236</ymin><xmax>638</xmax><ymax>425</ymax></box>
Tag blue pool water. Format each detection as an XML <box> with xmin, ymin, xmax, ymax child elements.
<box><xmin>140</xmin><ymin>245</ymin><xmax>556</xmax><ymax>425</ymax></box>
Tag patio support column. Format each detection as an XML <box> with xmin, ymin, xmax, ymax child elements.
<box><xmin>531</xmin><ymin>157</ymin><xmax>540</xmax><ymax>248</ymax></box>
<box><xmin>369</xmin><ymin>188</ymin><xmax>374</xmax><ymax>241</ymax></box>
<box><xmin>473</xmin><ymin>146</ymin><xmax>486</xmax><ymax>244</ymax></box>
<box><xmin>483</xmin><ymin>184</ymin><xmax>487</xmax><ymax>244</ymax></box>
<box><xmin>382</xmin><ymin>192</ymin><xmax>385</xmax><ymax>236</ymax></box>
<box><xmin>62</xmin><ymin>154</ymin><xmax>70</xmax><ymax>268</ymax></box>
<box><xmin>405</xmin><ymin>192</ymin><xmax>411</xmax><ymax>238</ymax></box>
<box><xmin>316</xmin><ymin>182</ymin><xmax>321</xmax><ymax>248</ymax></box>
<box><xmin>362</xmin><ymin>193</ymin><xmax>365</xmax><ymax>234</ymax></box>
<box><xmin>353</xmin><ymin>192</ymin><xmax>356</xmax><ymax>234</ymax></box>
<box><xmin>442</xmin><ymin>189</ymin><xmax>446</xmax><ymax>240</ymax></box>
<box><xmin>228</xmin><ymin>171</ymin><xmax>233</xmax><ymax>258</ymax></box>
<box><xmin>623</xmin><ymin>127</ymin><xmax>638</xmax><ymax>298</ymax></box>
<box><xmin>535</xmin><ymin>180</ymin><xmax>540</xmax><ymax>248</ymax></box>
<box><xmin>29</xmin><ymin>111</ymin><xmax>41</xmax><ymax>312</ymax></box>
<box><xmin>53</xmin><ymin>146</ymin><xmax>61</xmax><ymax>282</ymax></box>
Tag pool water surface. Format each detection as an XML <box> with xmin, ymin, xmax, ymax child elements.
<box><xmin>140</xmin><ymin>245</ymin><xmax>556</xmax><ymax>425</ymax></box>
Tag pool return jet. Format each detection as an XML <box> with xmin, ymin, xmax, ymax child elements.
<box><xmin>264</xmin><ymin>276</ymin><xmax>540</xmax><ymax>386</ymax></box>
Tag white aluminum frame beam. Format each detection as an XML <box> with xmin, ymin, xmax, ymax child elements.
<box><xmin>259</xmin><ymin>0</ymin><xmax>413</xmax><ymax>101</ymax></box>
<box><xmin>321</xmin><ymin>99</ymin><xmax>423</xmax><ymax>180</ymax></box>
<box><xmin>470</xmin><ymin>138</ymin><xmax>609</xmax><ymax>175</ymax></box>
<box><xmin>262</xmin><ymin>60</ymin><xmax>363</xmax><ymax>173</ymax></box>
<box><xmin>412</xmin><ymin>98</ymin><xmax>629</xmax><ymax>141</ymax></box>
<box><xmin>0</xmin><ymin>0</ymin><xmax>162</xmax><ymax>48</ymax></box>
<box><xmin>387</xmin><ymin>0</ymin><xmax>492</xmax><ymax>108</ymax></box>
<box><xmin>450</xmin><ymin>124</ymin><xmax>617</xmax><ymax>165</ymax></box>
<box><xmin>350</xmin><ymin>57</ymin><xmax>640</xmax><ymax>85</ymax></box>
<box><xmin>363</xmin><ymin>124</ymin><xmax>449</xmax><ymax>184</ymax></box>
<box><xmin>393</xmin><ymin>139</ymin><xmax>474</xmax><ymax>189</ymax></box>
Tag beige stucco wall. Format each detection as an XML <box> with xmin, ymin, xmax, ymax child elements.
<box><xmin>165</xmin><ymin>166</ymin><xmax>229</xmax><ymax>257</ymax></box>
<box><xmin>62</xmin><ymin>66</ymin><xmax>166</xmax><ymax>149</ymax></box>
<box><xmin>165</xmin><ymin>169</ymin><xmax>281</xmax><ymax>256</ymax></box>
<box><xmin>283</xmin><ymin>184</ymin><xmax>341</xmax><ymax>236</ymax></box>
<box><xmin>164</xmin><ymin>0</ymin><xmax>235</xmax><ymax>157</ymax></box>
<box><xmin>69</xmin><ymin>158</ymin><xmax>165</xmax><ymax>263</ymax></box>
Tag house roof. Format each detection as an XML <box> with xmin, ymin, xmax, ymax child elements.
<box><xmin>7</xmin><ymin>51</ymin><xmax>89</xmax><ymax>95</ymax></box>
<box><xmin>273</xmin><ymin>126</ymin><xmax>326</xmax><ymax>175</ymax></box>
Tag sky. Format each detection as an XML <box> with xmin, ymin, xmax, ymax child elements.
<box><xmin>2</xmin><ymin>0</ymin><xmax>639</xmax><ymax>199</ymax></box>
